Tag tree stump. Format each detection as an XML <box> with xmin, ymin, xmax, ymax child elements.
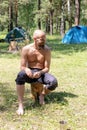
<box><xmin>9</xmin><ymin>41</ymin><xmax>17</xmax><ymax>51</ymax></box>
<box><xmin>31</xmin><ymin>82</ymin><xmax>43</xmax><ymax>101</ymax></box>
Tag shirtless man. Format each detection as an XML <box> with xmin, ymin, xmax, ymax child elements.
<box><xmin>15</xmin><ymin>29</ymin><xmax>58</xmax><ymax>115</ymax></box>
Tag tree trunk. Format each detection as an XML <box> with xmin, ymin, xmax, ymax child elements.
<box><xmin>56</xmin><ymin>17</ymin><xmax>60</xmax><ymax>33</ymax></box>
<box><xmin>50</xmin><ymin>10</ymin><xmax>53</xmax><ymax>35</ymax></box>
<box><xmin>60</xmin><ymin>17</ymin><xmax>65</xmax><ymax>37</ymax></box>
<box><xmin>75</xmin><ymin>0</ymin><xmax>80</xmax><ymax>26</ymax></box>
<box><xmin>37</xmin><ymin>0</ymin><xmax>41</xmax><ymax>29</ymax></box>
<box><xmin>49</xmin><ymin>0</ymin><xmax>53</xmax><ymax>35</ymax></box>
<box><xmin>8</xmin><ymin>0</ymin><xmax>13</xmax><ymax>31</ymax></box>
<box><xmin>14</xmin><ymin>0</ymin><xmax>18</xmax><ymax>27</ymax></box>
<box><xmin>60</xmin><ymin>0</ymin><xmax>65</xmax><ymax>37</ymax></box>
<box><xmin>67</xmin><ymin>0</ymin><xmax>72</xmax><ymax>29</ymax></box>
<box><xmin>45</xmin><ymin>17</ymin><xmax>50</xmax><ymax>33</ymax></box>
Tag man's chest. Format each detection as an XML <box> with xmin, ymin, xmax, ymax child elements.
<box><xmin>28</xmin><ymin>50</ymin><xmax>45</xmax><ymax>62</ymax></box>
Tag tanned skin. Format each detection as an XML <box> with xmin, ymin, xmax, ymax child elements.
<box><xmin>16</xmin><ymin>30</ymin><xmax>51</xmax><ymax>115</ymax></box>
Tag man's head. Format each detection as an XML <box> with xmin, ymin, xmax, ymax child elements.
<box><xmin>33</xmin><ymin>30</ymin><xmax>46</xmax><ymax>48</ymax></box>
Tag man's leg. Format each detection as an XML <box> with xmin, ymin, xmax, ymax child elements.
<box><xmin>39</xmin><ymin>85</ymin><xmax>51</xmax><ymax>105</ymax></box>
<box><xmin>42</xmin><ymin>85</ymin><xmax>51</xmax><ymax>95</ymax></box>
<box><xmin>16</xmin><ymin>85</ymin><xmax>25</xmax><ymax>115</ymax></box>
<box><xmin>40</xmin><ymin>73</ymin><xmax>58</xmax><ymax>104</ymax></box>
<box><xmin>39</xmin><ymin>94</ymin><xmax>45</xmax><ymax>105</ymax></box>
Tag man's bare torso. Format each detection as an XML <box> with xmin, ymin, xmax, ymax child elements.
<box><xmin>24</xmin><ymin>44</ymin><xmax>50</xmax><ymax>69</ymax></box>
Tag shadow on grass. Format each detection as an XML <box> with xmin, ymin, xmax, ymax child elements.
<box><xmin>48</xmin><ymin>43</ymin><xmax>87</xmax><ymax>55</ymax></box>
<box><xmin>45</xmin><ymin>91</ymin><xmax>78</xmax><ymax>105</ymax></box>
<box><xmin>1</xmin><ymin>39</ymin><xmax>87</xmax><ymax>57</ymax></box>
<box><xmin>0</xmin><ymin>50</ymin><xmax>20</xmax><ymax>59</ymax></box>
<box><xmin>0</xmin><ymin>82</ymin><xmax>78</xmax><ymax>111</ymax></box>
<box><xmin>0</xmin><ymin>82</ymin><xmax>17</xmax><ymax>112</ymax></box>
<box><xmin>0</xmin><ymin>42</ymin><xmax>9</xmax><ymax>50</ymax></box>
<box><xmin>46</xmin><ymin>37</ymin><xmax>87</xmax><ymax>55</ymax></box>
<box><xmin>24</xmin><ymin>91</ymin><xmax>78</xmax><ymax>110</ymax></box>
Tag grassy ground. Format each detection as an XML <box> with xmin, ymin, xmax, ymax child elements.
<box><xmin>0</xmin><ymin>37</ymin><xmax>87</xmax><ymax>130</ymax></box>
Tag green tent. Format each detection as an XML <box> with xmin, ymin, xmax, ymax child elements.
<box><xmin>5</xmin><ymin>27</ymin><xmax>27</xmax><ymax>43</ymax></box>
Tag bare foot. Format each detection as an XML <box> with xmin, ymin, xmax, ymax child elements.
<box><xmin>39</xmin><ymin>94</ymin><xmax>45</xmax><ymax>105</ymax></box>
<box><xmin>16</xmin><ymin>106</ymin><xmax>24</xmax><ymax>115</ymax></box>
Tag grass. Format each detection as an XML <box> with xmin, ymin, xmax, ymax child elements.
<box><xmin>0</xmin><ymin>36</ymin><xmax>87</xmax><ymax>130</ymax></box>
<box><xmin>0</xmin><ymin>30</ymin><xmax>7</xmax><ymax>39</ymax></box>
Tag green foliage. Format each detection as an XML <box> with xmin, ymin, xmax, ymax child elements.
<box><xmin>0</xmin><ymin>0</ymin><xmax>8</xmax><ymax>31</ymax></box>
<box><xmin>80</xmin><ymin>0</ymin><xmax>87</xmax><ymax>25</ymax></box>
<box><xmin>0</xmin><ymin>0</ymin><xmax>87</xmax><ymax>33</ymax></box>
<box><xmin>18</xmin><ymin>0</ymin><xmax>36</xmax><ymax>30</ymax></box>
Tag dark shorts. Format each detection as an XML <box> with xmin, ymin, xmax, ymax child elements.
<box><xmin>15</xmin><ymin>68</ymin><xmax>58</xmax><ymax>90</ymax></box>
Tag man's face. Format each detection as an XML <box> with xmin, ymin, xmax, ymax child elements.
<box><xmin>35</xmin><ymin>34</ymin><xmax>46</xmax><ymax>48</ymax></box>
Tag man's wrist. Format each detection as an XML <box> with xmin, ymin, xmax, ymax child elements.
<box><xmin>40</xmin><ymin>70</ymin><xmax>45</xmax><ymax>75</ymax></box>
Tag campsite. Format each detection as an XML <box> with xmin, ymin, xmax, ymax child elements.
<box><xmin>0</xmin><ymin>36</ymin><xmax>87</xmax><ymax>129</ymax></box>
<box><xmin>0</xmin><ymin>0</ymin><xmax>87</xmax><ymax>130</ymax></box>
<box><xmin>62</xmin><ymin>26</ymin><xmax>87</xmax><ymax>44</ymax></box>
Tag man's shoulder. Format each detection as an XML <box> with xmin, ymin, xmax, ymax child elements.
<box><xmin>23</xmin><ymin>43</ymin><xmax>33</xmax><ymax>50</ymax></box>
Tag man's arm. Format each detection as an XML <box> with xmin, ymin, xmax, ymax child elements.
<box><xmin>20</xmin><ymin>46</ymin><xmax>33</xmax><ymax>78</ymax></box>
<box><xmin>40</xmin><ymin>48</ymin><xmax>51</xmax><ymax>74</ymax></box>
<box><xmin>20</xmin><ymin>47</ymin><xmax>28</xmax><ymax>70</ymax></box>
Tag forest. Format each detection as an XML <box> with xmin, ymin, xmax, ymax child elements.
<box><xmin>0</xmin><ymin>0</ymin><xmax>87</xmax><ymax>37</ymax></box>
<box><xmin>0</xmin><ymin>1</ymin><xmax>87</xmax><ymax>130</ymax></box>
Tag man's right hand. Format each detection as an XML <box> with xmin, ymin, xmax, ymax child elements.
<box><xmin>25</xmin><ymin>68</ymin><xmax>33</xmax><ymax>78</ymax></box>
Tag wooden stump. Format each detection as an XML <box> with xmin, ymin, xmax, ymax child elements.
<box><xmin>9</xmin><ymin>41</ymin><xmax>17</xmax><ymax>51</ymax></box>
<box><xmin>31</xmin><ymin>82</ymin><xmax>43</xmax><ymax>101</ymax></box>
<box><xmin>30</xmin><ymin>83</ymin><xmax>50</xmax><ymax>102</ymax></box>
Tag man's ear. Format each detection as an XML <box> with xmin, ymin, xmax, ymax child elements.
<box><xmin>34</xmin><ymin>37</ymin><xmax>37</xmax><ymax>44</ymax></box>
<box><xmin>33</xmin><ymin>36</ymin><xmax>37</xmax><ymax>40</ymax></box>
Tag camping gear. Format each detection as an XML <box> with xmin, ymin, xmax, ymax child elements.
<box><xmin>5</xmin><ymin>27</ymin><xmax>29</xmax><ymax>51</ymax></box>
<box><xmin>62</xmin><ymin>26</ymin><xmax>87</xmax><ymax>44</ymax></box>
<box><xmin>5</xmin><ymin>27</ymin><xmax>27</xmax><ymax>43</ymax></box>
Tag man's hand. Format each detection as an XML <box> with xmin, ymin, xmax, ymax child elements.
<box><xmin>33</xmin><ymin>72</ymin><xmax>41</xmax><ymax>78</ymax></box>
<box><xmin>25</xmin><ymin>68</ymin><xmax>33</xmax><ymax>78</ymax></box>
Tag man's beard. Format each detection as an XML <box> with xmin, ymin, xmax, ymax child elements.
<box><xmin>38</xmin><ymin>45</ymin><xmax>45</xmax><ymax>49</ymax></box>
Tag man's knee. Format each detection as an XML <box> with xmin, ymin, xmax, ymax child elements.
<box><xmin>15</xmin><ymin>70</ymin><xmax>26</xmax><ymax>85</ymax></box>
<box><xmin>48</xmin><ymin>78</ymin><xmax>58</xmax><ymax>91</ymax></box>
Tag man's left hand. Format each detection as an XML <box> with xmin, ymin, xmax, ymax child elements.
<box><xmin>33</xmin><ymin>72</ymin><xmax>41</xmax><ymax>78</ymax></box>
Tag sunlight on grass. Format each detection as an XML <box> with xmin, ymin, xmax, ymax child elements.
<box><xmin>0</xmin><ymin>39</ymin><xmax>87</xmax><ymax>130</ymax></box>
